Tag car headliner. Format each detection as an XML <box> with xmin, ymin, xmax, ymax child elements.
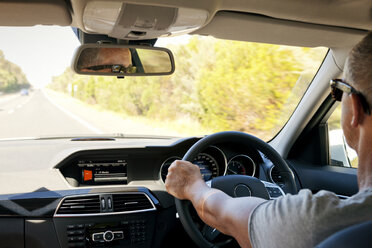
<box><xmin>0</xmin><ymin>0</ymin><xmax>369</xmax><ymax>48</ymax></box>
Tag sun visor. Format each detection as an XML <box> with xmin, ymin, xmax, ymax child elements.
<box><xmin>0</xmin><ymin>0</ymin><xmax>72</xmax><ymax>26</ymax></box>
<box><xmin>195</xmin><ymin>11</ymin><xmax>367</xmax><ymax>48</ymax></box>
<box><xmin>83</xmin><ymin>1</ymin><xmax>208</xmax><ymax>40</ymax></box>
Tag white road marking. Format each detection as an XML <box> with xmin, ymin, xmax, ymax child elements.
<box><xmin>21</xmin><ymin>94</ymin><xmax>34</xmax><ymax>106</ymax></box>
<box><xmin>7</xmin><ymin>109</ymin><xmax>14</xmax><ymax>114</ymax></box>
<box><xmin>16</xmin><ymin>104</ymin><xmax>22</xmax><ymax>108</ymax></box>
<box><xmin>41</xmin><ymin>90</ymin><xmax>103</xmax><ymax>134</ymax></box>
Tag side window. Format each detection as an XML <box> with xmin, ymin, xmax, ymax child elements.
<box><xmin>328</xmin><ymin>104</ymin><xmax>358</xmax><ymax>168</ymax></box>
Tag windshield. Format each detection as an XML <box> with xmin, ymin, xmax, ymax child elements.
<box><xmin>0</xmin><ymin>26</ymin><xmax>328</xmax><ymax>141</ymax></box>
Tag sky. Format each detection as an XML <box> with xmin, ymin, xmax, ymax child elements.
<box><xmin>0</xmin><ymin>26</ymin><xmax>80</xmax><ymax>88</ymax></box>
<box><xmin>0</xmin><ymin>26</ymin><xmax>190</xmax><ymax>88</ymax></box>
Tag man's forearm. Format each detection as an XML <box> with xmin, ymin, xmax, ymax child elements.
<box><xmin>165</xmin><ymin>160</ymin><xmax>265</xmax><ymax>247</ymax></box>
<box><xmin>187</xmin><ymin>180</ymin><xmax>266</xmax><ymax>248</ymax></box>
<box><xmin>188</xmin><ymin>182</ymin><xmax>231</xmax><ymax>233</ymax></box>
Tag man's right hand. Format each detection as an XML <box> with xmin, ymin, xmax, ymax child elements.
<box><xmin>165</xmin><ymin>160</ymin><xmax>207</xmax><ymax>200</ymax></box>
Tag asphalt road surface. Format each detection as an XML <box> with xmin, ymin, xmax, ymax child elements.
<box><xmin>0</xmin><ymin>89</ymin><xmax>181</xmax><ymax>140</ymax></box>
<box><xmin>0</xmin><ymin>90</ymin><xmax>96</xmax><ymax>139</ymax></box>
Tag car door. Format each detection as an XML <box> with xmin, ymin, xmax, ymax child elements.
<box><xmin>286</xmin><ymin>95</ymin><xmax>358</xmax><ymax>197</ymax></box>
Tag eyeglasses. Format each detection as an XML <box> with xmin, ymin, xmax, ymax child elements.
<box><xmin>83</xmin><ymin>64</ymin><xmax>137</xmax><ymax>74</ymax></box>
<box><xmin>330</xmin><ymin>79</ymin><xmax>371</xmax><ymax>115</ymax></box>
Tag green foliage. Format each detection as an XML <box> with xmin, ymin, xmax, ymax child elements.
<box><xmin>48</xmin><ymin>37</ymin><xmax>327</xmax><ymax>139</ymax></box>
<box><xmin>328</xmin><ymin>104</ymin><xmax>342</xmax><ymax>130</ymax></box>
<box><xmin>350</xmin><ymin>157</ymin><xmax>358</xmax><ymax>168</ymax></box>
<box><xmin>0</xmin><ymin>50</ymin><xmax>30</xmax><ymax>92</ymax></box>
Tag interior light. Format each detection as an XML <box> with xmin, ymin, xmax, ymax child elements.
<box><xmin>168</xmin><ymin>8</ymin><xmax>208</xmax><ymax>34</ymax></box>
<box><xmin>83</xmin><ymin>1</ymin><xmax>122</xmax><ymax>33</ymax></box>
<box><xmin>83</xmin><ymin>2</ymin><xmax>209</xmax><ymax>39</ymax></box>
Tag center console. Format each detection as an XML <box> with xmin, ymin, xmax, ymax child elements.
<box><xmin>53</xmin><ymin>192</ymin><xmax>157</xmax><ymax>248</ymax></box>
<box><xmin>54</xmin><ymin>213</ymin><xmax>155</xmax><ymax>248</ymax></box>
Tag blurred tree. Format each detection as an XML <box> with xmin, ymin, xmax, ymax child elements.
<box><xmin>0</xmin><ymin>50</ymin><xmax>30</xmax><ymax>92</ymax></box>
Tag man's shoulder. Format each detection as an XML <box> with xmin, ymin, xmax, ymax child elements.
<box><xmin>263</xmin><ymin>187</ymin><xmax>372</xmax><ymax>216</ymax></box>
<box><xmin>249</xmin><ymin>187</ymin><xmax>372</xmax><ymax>248</ymax></box>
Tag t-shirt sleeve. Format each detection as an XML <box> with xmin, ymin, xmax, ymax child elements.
<box><xmin>248</xmin><ymin>189</ymin><xmax>341</xmax><ymax>248</ymax></box>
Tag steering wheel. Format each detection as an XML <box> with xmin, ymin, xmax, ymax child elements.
<box><xmin>175</xmin><ymin>131</ymin><xmax>297</xmax><ymax>248</ymax></box>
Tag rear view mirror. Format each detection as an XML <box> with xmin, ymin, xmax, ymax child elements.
<box><xmin>73</xmin><ymin>44</ymin><xmax>175</xmax><ymax>76</ymax></box>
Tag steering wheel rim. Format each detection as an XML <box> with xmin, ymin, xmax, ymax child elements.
<box><xmin>175</xmin><ymin>131</ymin><xmax>297</xmax><ymax>248</ymax></box>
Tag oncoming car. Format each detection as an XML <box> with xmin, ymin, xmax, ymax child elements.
<box><xmin>0</xmin><ymin>1</ymin><xmax>370</xmax><ymax>248</ymax></box>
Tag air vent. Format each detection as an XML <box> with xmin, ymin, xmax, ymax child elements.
<box><xmin>56</xmin><ymin>195</ymin><xmax>100</xmax><ymax>215</ymax></box>
<box><xmin>270</xmin><ymin>166</ymin><xmax>284</xmax><ymax>187</ymax></box>
<box><xmin>113</xmin><ymin>193</ymin><xmax>154</xmax><ymax>212</ymax></box>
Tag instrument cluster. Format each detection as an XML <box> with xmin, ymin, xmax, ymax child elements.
<box><xmin>160</xmin><ymin>146</ymin><xmax>257</xmax><ymax>182</ymax></box>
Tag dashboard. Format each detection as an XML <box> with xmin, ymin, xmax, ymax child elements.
<box><xmin>58</xmin><ymin>137</ymin><xmax>271</xmax><ymax>189</ymax></box>
<box><xmin>0</xmin><ymin>136</ymin><xmax>294</xmax><ymax>248</ymax></box>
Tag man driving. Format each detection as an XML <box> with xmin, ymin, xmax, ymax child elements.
<box><xmin>165</xmin><ymin>33</ymin><xmax>372</xmax><ymax>247</ymax></box>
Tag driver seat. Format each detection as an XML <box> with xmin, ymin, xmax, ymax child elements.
<box><xmin>315</xmin><ymin>220</ymin><xmax>372</xmax><ymax>248</ymax></box>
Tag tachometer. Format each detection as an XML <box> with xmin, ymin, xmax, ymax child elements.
<box><xmin>227</xmin><ymin>160</ymin><xmax>246</xmax><ymax>175</ymax></box>
<box><xmin>192</xmin><ymin>153</ymin><xmax>219</xmax><ymax>181</ymax></box>
<box><xmin>227</xmin><ymin>155</ymin><xmax>256</xmax><ymax>176</ymax></box>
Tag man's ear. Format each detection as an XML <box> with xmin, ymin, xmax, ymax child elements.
<box><xmin>350</xmin><ymin>94</ymin><xmax>364</xmax><ymax>127</ymax></box>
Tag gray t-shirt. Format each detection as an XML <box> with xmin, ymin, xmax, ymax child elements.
<box><xmin>249</xmin><ymin>187</ymin><xmax>372</xmax><ymax>248</ymax></box>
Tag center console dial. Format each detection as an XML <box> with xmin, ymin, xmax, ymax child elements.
<box><xmin>103</xmin><ymin>231</ymin><xmax>114</xmax><ymax>242</ymax></box>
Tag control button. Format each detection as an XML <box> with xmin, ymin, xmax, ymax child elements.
<box><xmin>69</xmin><ymin>242</ymin><xmax>85</xmax><ymax>247</ymax></box>
<box><xmin>76</xmin><ymin>224</ymin><xmax>84</xmax><ymax>229</ymax></box>
<box><xmin>83</xmin><ymin>170</ymin><xmax>93</xmax><ymax>181</ymax></box>
<box><xmin>68</xmin><ymin>236</ymin><xmax>77</xmax><ymax>242</ymax></box>
<box><xmin>101</xmin><ymin>198</ymin><xmax>106</xmax><ymax>210</ymax></box>
<box><xmin>67</xmin><ymin>231</ymin><xmax>76</xmax><ymax>235</ymax></box>
<box><xmin>107</xmin><ymin>197</ymin><xmax>113</xmax><ymax>209</ymax></box>
<box><xmin>67</xmin><ymin>224</ymin><xmax>76</xmax><ymax>230</ymax></box>
<box><xmin>266</xmin><ymin>186</ymin><xmax>283</xmax><ymax>198</ymax></box>
<box><xmin>103</xmin><ymin>231</ymin><xmax>114</xmax><ymax>242</ymax></box>
<box><xmin>85</xmin><ymin>223</ymin><xmax>94</xmax><ymax>228</ymax></box>
<box><xmin>113</xmin><ymin>231</ymin><xmax>124</xmax><ymax>240</ymax></box>
<box><xmin>92</xmin><ymin>232</ymin><xmax>104</xmax><ymax>242</ymax></box>
<box><xmin>76</xmin><ymin>236</ymin><xmax>85</xmax><ymax>241</ymax></box>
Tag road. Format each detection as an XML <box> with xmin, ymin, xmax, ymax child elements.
<box><xmin>0</xmin><ymin>90</ymin><xmax>96</xmax><ymax>139</ymax></box>
<box><xmin>0</xmin><ymin>89</ymin><xmax>180</xmax><ymax>140</ymax></box>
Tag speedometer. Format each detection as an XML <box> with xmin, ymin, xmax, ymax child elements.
<box><xmin>193</xmin><ymin>153</ymin><xmax>219</xmax><ymax>181</ymax></box>
<box><xmin>160</xmin><ymin>156</ymin><xmax>181</xmax><ymax>182</ymax></box>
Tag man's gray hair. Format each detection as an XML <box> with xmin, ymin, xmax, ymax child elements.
<box><xmin>345</xmin><ymin>32</ymin><xmax>372</xmax><ymax>105</ymax></box>
<box><xmin>77</xmin><ymin>48</ymin><xmax>101</xmax><ymax>69</ymax></box>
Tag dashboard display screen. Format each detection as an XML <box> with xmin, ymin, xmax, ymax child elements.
<box><xmin>78</xmin><ymin>160</ymin><xmax>127</xmax><ymax>184</ymax></box>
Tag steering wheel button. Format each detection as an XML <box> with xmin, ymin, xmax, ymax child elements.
<box><xmin>233</xmin><ymin>184</ymin><xmax>252</xmax><ymax>197</ymax></box>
